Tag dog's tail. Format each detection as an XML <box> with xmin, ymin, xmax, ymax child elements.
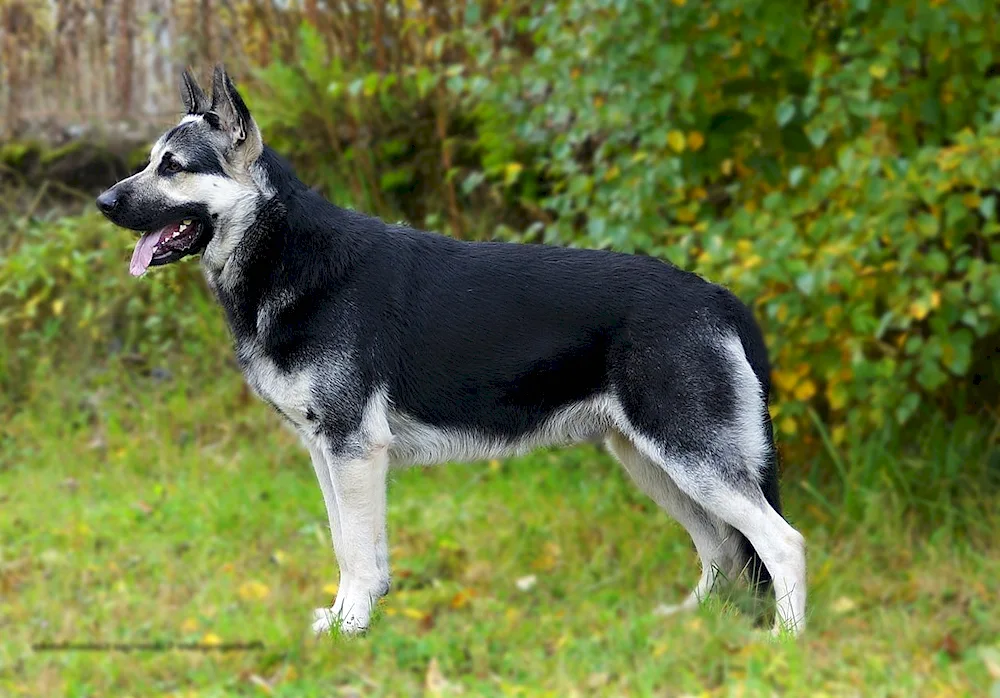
<box><xmin>727</xmin><ymin>294</ymin><xmax>782</xmax><ymax>612</ymax></box>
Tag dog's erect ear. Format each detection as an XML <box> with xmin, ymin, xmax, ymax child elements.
<box><xmin>210</xmin><ymin>64</ymin><xmax>262</xmax><ymax>162</ymax></box>
<box><xmin>180</xmin><ymin>69</ymin><xmax>210</xmax><ymax>114</ymax></box>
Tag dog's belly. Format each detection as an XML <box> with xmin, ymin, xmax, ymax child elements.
<box><xmin>385</xmin><ymin>394</ymin><xmax>617</xmax><ymax>466</ymax></box>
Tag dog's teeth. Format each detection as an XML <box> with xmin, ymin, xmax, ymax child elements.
<box><xmin>178</xmin><ymin>224</ymin><xmax>188</xmax><ymax>232</ymax></box>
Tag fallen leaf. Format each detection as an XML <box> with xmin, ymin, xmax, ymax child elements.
<box><xmin>938</xmin><ymin>633</ymin><xmax>961</xmax><ymax>660</ymax></box>
<box><xmin>450</xmin><ymin>588</ymin><xmax>475</xmax><ymax>609</ymax></box>
<box><xmin>425</xmin><ymin>657</ymin><xmax>448</xmax><ymax>695</ymax></box>
<box><xmin>181</xmin><ymin>617</ymin><xmax>199</xmax><ymax>633</ymax></box>
<box><xmin>515</xmin><ymin>575</ymin><xmax>537</xmax><ymax>591</ymax></box>
<box><xmin>201</xmin><ymin>632</ymin><xmax>222</xmax><ymax>646</ymax></box>
<box><xmin>588</xmin><ymin>672</ymin><xmax>610</xmax><ymax>689</ymax></box>
<box><xmin>980</xmin><ymin>648</ymin><xmax>1000</xmax><ymax>679</ymax></box>
<box><xmin>248</xmin><ymin>674</ymin><xmax>273</xmax><ymax>694</ymax></box>
<box><xmin>323</xmin><ymin>583</ymin><xmax>339</xmax><ymax>596</ymax></box>
<box><xmin>238</xmin><ymin>580</ymin><xmax>271</xmax><ymax>601</ymax></box>
<box><xmin>831</xmin><ymin>596</ymin><xmax>856</xmax><ymax>614</ymax></box>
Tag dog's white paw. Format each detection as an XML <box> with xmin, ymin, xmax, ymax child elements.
<box><xmin>311</xmin><ymin>604</ymin><xmax>371</xmax><ymax>636</ymax></box>
<box><xmin>312</xmin><ymin>607</ymin><xmax>336</xmax><ymax>635</ymax></box>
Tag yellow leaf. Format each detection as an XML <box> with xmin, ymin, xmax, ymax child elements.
<box><xmin>181</xmin><ymin>618</ymin><xmax>199</xmax><ymax>633</ymax></box>
<box><xmin>868</xmin><ymin>64</ymin><xmax>887</xmax><ymax>80</ymax></box>
<box><xmin>775</xmin><ymin>304</ymin><xmax>789</xmax><ymax>323</ymax></box>
<box><xmin>603</xmin><ymin>165</ymin><xmax>620</xmax><ymax>182</ymax></box>
<box><xmin>831</xmin><ymin>424</ymin><xmax>847</xmax><ymax>444</ymax></box>
<box><xmin>323</xmin><ymin>583</ymin><xmax>339</xmax><ymax>596</ymax></box>
<box><xmin>570</xmin><ymin>67</ymin><xmax>581</xmax><ymax>80</ymax></box>
<box><xmin>201</xmin><ymin>632</ymin><xmax>222</xmax><ymax>646</ymax></box>
<box><xmin>671</xmin><ymin>0</ymin><xmax>686</xmax><ymax>5</ymax></box>
<box><xmin>667</xmin><ymin>130</ymin><xmax>687</xmax><ymax>153</ymax></box>
<box><xmin>503</xmin><ymin>162</ymin><xmax>523</xmax><ymax>185</ymax></box>
<box><xmin>687</xmin><ymin>131</ymin><xmax>705</xmax><ymax>151</ymax></box>
<box><xmin>793</xmin><ymin>380</ymin><xmax>816</xmax><ymax>401</ymax></box>
<box><xmin>675</xmin><ymin>207</ymin><xmax>696</xmax><ymax>223</ymax></box>
<box><xmin>930</xmin><ymin>291</ymin><xmax>941</xmax><ymax>309</ymax></box>
<box><xmin>909</xmin><ymin>300</ymin><xmax>929</xmax><ymax>320</ymax></box>
<box><xmin>721</xmin><ymin>159</ymin><xmax>734</xmax><ymax>176</ymax></box>
<box><xmin>826</xmin><ymin>383</ymin><xmax>848</xmax><ymax>411</ymax></box>
<box><xmin>691</xmin><ymin>186</ymin><xmax>708</xmax><ymax>200</ymax></box>
<box><xmin>238</xmin><ymin>580</ymin><xmax>270</xmax><ymax>601</ymax></box>
<box><xmin>450</xmin><ymin>589</ymin><xmax>475</xmax><ymax>609</ymax></box>
<box><xmin>593</xmin><ymin>96</ymin><xmax>605</xmax><ymax>108</ymax></box>
<box><xmin>51</xmin><ymin>299</ymin><xmax>65</xmax><ymax>316</ymax></box>
<box><xmin>962</xmin><ymin>193</ymin><xmax>981</xmax><ymax>209</ymax></box>
<box><xmin>403</xmin><ymin>608</ymin><xmax>426</xmax><ymax>620</ymax></box>
<box><xmin>780</xmin><ymin>416</ymin><xmax>798</xmax><ymax>436</ymax></box>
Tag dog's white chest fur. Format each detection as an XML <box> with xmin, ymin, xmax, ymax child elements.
<box><xmin>241</xmin><ymin>351</ymin><xmax>315</xmax><ymax>427</ymax></box>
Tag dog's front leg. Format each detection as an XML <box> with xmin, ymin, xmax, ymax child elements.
<box><xmin>311</xmin><ymin>442</ymin><xmax>390</xmax><ymax>636</ymax></box>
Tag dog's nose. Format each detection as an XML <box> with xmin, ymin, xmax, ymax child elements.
<box><xmin>96</xmin><ymin>190</ymin><xmax>119</xmax><ymax>214</ymax></box>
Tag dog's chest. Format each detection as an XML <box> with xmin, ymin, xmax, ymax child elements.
<box><xmin>240</xmin><ymin>352</ymin><xmax>315</xmax><ymax>427</ymax></box>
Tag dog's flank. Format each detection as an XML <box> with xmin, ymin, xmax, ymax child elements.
<box><xmin>96</xmin><ymin>66</ymin><xmax>807</xmax><ymax>637</ymax></box>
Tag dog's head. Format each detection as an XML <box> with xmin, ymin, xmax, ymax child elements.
<box><xmin>97</xmin><ymin>66</ymin><xmax>269</xmax><ymax>276</ymax></box>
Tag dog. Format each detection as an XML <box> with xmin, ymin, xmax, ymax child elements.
<box><xmin>96</xmin><ymin>66</ymin><xmax>807</xmax><ymax>636</ymax></box>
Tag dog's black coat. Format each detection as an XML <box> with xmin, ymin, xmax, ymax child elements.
<box><xmin>221</xmin><ymin>150</ymin><xmax>766</xmax><ymax>442</ymax></box>
<box><xmin>208</xmin><ymin>147</ymin><xmax>781</xmax><ymax>593</ymax></box>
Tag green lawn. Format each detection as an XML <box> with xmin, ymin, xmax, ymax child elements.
<box><xmin>1</xmin><ymin>367</ymin><xmax>998</xmax><ymax>697</ymax></box>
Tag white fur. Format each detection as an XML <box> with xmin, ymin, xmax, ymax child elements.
<box><xmin>385</xmin><ymin>393</ymin><xmax>617</xmax><ymax>467</ymax></box>
<box><xmin>240</xmin><ymin>351</ymin><xmax>316</xmax><ymax>428</ymax></box>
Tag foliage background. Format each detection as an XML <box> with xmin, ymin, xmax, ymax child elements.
<box><xmin>1</xmin><ymin>0</ymin><xmax>999</xmax><ymax>695</ymax></box>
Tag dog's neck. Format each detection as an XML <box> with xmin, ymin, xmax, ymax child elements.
<box><xmin>203</xmin><ymin>158</ymin><xmax>371</xmax><ymax>352</ymax></box>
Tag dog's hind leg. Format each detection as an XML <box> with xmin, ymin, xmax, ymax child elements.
<box><xmin>606</xmin><ymin>431</ymin><xmax>743</xmax><ymax>615</ymax></box>
<box><xmin>616</xmin><ymin>337</ymin><xmax>807</xmax><ymax>635</ymax></box>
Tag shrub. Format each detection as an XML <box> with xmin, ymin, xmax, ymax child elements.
<box><xmin>455</xmin><ymin>0</ymin><xmax>1000</xmax><ymax>454</ymax></box>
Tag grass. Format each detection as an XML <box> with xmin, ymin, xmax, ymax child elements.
<box><xmin>1</xmin><ymin>364</ymin><xmax>999</xmax><ymax>697</ymax></box>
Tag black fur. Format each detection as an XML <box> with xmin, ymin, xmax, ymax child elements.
<box><xmin>217</xmin><ymin>150</ymin><xmax>773</xmax><ymax>453</ymax></box>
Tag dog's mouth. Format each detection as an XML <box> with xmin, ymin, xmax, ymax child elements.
<box><xmin>129</xmin><ymin>219</ymin><xmax>208</xmax><ymax>276</ymax></box>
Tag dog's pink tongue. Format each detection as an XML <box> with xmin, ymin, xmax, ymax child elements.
<box><xmin>129</xmin><ymin>230</ymin><xmax>164</xmax><ymax>277</ymax></box>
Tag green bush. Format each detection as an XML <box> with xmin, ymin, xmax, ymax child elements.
<box><xmin>455</xmin><ymin>0</ymin><xmax>1000</xmax><ymax>453</ymax></box>
<box><xmin>3</xmin><ymin>0</ymin><xmax>997</xmax><ymax>456</ymax></box>
<box><xmin>0</xmin><ymin>214</ymin><xmax>228</xmax><ymax>406</ymax></box>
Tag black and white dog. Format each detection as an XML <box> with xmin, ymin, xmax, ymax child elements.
<box><xmin>96</xmin><ymin>67</ymin><xmax>806</xmax><ymax>636</ymax></box>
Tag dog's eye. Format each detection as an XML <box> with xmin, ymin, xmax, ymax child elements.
<box><xmin>162</xmin><ymin>155</ymin><xmax>183</xmax><ymax>174</ymax></box>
